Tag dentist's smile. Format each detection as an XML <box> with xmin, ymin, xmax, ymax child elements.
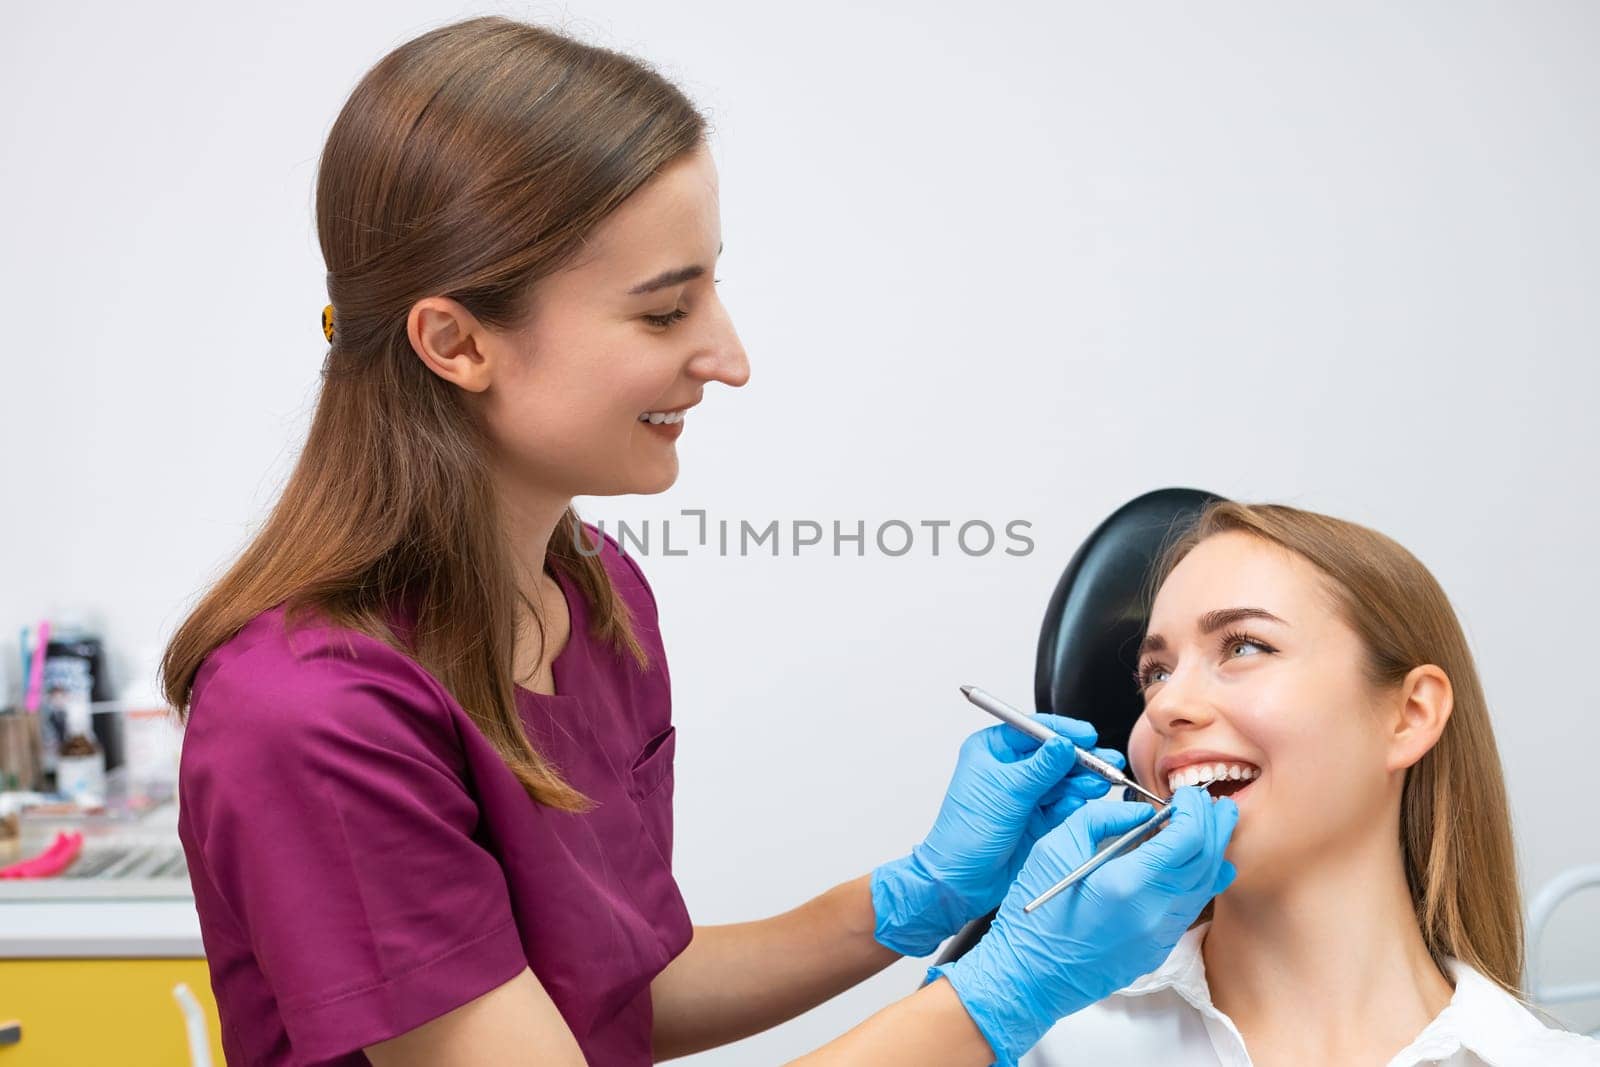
<box><xmin>639</xmin><ymin>402</ymin><xmax>695</xmax><ymax>438</ymax></box>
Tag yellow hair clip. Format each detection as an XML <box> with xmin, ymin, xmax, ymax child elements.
<box><xmin>322</xmin><ymin>304</ymin><xmax>335</xmax><ymax>343</ymax></box>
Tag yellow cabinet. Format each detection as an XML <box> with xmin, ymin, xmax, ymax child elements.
<box><xmin>0</xmin><ymin>959</ymin><xmax>225</xmax><ymax>1066</ymax></box>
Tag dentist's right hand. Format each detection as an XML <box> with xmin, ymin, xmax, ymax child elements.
<box><xmin>924</xmin><ymin>786</ymin><xmax>1239</xmax><ymax>1067</ymax></box>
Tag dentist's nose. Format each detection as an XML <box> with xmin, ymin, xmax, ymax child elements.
<box><xmin>690</xmin><ymin>316</ymin><xmax>749</xmax><ymax>388</ymax></box>
<box><xmin>715</xmin><ymin>335</ymin><xmax>750</xmax><ymax>387</ymax></box>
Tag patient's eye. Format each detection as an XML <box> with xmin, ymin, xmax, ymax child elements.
<box><xmin>1136</xmin><ymin>630</ymin><xmax>1275</xmax><ymax>693</ymax></box>
<box><xmin>1134</xmin><ymin>661</ymin><xmax>1170</xmax><ymax>692</ymax></box>
<box><xmin>1222</xmin><ymin>629</ymin><xmax>1275</xmax><ymax>661</ymax></box>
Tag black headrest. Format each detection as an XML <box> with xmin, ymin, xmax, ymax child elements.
<box><xmin>925</xmin><ymin>486</ymin><xmax>1225</xmax><ymax>974</ymax></box>
<box><xmin>1035</xmin><ymin>487</ymin><xmax>1226</xmax><ymax>761</ymax></box>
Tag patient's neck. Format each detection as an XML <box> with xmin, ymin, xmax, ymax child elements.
<box><xmin>1202</xmin><ymin>819</ymin><xmax>1455</xmax><ymax>1066</ymax></box>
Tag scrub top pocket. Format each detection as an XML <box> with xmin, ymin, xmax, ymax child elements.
<box><xmin>626</xmin><ymin>724</ymin><xmax>676</xmax><ymax>858</ymax></box>
<box><xmin>628</xmin><ymin>725</ymin><xmax>676</xmax><ymax>798</ymax></box>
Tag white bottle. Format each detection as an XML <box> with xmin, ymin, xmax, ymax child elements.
<box><xmin>55</xmin><ymin>700</ymin><xmax>106</xmax><ymax>803</ymax></box>
<box><xmin>119</xmin><ymin>645</ymin><xmax>182</xmax><ymax>794</ymax></box>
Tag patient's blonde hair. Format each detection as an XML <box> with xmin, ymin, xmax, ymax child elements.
<box><xmin>1148</xmin><ymin>501</ymin><xmax>1523</xmax><ymax>995</ymax></box>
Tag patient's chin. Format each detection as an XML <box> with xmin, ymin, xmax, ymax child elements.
<box><xmin>1214</xmin><ymin>823</ymin><xmax>1328</xmax><ymax>899</ymax></box>
<box><xmin>1214</xmin><ymin>840</ymin><xmax>1273</xmax><ymax>898</ymax></box>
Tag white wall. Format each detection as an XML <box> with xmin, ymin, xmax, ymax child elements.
<box><xmin>4</xmin><ymin>0</ymin><xmax>1597</xmax><ymax>1054</ymax></box>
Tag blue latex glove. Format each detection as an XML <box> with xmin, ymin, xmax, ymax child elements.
<box><xmin>870</xmin><ymin>715</ymin><xmax>1128</xmax><ymax>957</ymax></box>
<box><xmin>927</xmin><ymin>786</ymin><xmax>1239</xmax><ymax>1067</ymax></box>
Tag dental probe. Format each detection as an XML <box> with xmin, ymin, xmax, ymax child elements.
<box><xmin>959</xmin><ymin>685</ymin><xmax>1167</xmax><ymax>807</ymax></box>
<box><xmin>1021</xmin><ymin>800</ymin><xmax>1176</xmax><ymax>913</ymax></box>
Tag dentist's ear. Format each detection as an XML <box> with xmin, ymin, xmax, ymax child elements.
<box><xmin>408</xmin><ymin>296</ymin><xmax>495</xmax><ymax>393</ymax></box>
<box><xmin>1385</xmin><ymin>664</ymin><xmax>1454</xmax><ymax>772</ymax></box>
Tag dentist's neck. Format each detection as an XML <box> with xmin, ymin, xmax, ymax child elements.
<box><xmin>495</xmin><ymin>473</ymin><xmax>573</xmax><ymax>593</ymax></box>
<box><xmin>1202</xmin><ymin>803</ymin><xmax>1454</xmax><ymax>1064</ymax></box>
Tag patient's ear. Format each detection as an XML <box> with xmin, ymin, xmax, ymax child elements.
<box><xmin>1385</xmin><ymin>664</ymin><xmax>1453</xmax><ymax>772</ymax></box>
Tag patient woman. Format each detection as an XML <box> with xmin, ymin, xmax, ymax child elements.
<box><xmin>1025</xmin><ymin>501</ymin><xmax>1598</xmax><ymax>1066</ymax></box>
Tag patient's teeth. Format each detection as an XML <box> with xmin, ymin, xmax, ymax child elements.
<box><xmin>1165</xmin><ymin>761</ymin><xmax>1262</xmax><ymax>794</ymax></box>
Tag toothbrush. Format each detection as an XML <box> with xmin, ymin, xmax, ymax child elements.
<box><xmin>23</xmin><ymin>620</ymin><xmax>50</xmax><ymax>713</ymax></box>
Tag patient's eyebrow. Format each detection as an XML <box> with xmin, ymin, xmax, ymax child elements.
<box><xmin>626</xmin><ymin>241</ymin><xmax>724</xmax><ymax>295</ymax></box>
<box><xmin>1138</xmin><ymin>607</ymin><xmax>1289</xmax><ymax>657</ymax></box>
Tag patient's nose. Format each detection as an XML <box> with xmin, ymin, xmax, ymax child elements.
<box><xmin>1144</xmin><ymin>678</ymin><xmax>1220</xmax><ymax>735</ymax></box>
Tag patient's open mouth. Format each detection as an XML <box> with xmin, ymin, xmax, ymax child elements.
<box><xmin>1166</xmin><ymin>761</ymin><xmax>1260</xmax><ymax>801</ymax></box>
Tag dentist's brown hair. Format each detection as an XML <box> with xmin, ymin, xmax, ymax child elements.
<box><xmin>1149</xmin><ymin>501</ymin><xmax>1524</xmax><ymax>994</ymax></box>
<box><xmin>162</xmin><ymin>16</ymin><xmax>709</xmax><ymax>811</ymax></box>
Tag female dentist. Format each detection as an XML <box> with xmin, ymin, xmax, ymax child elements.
<box><xmin>163</xmin><ymin>16</ymin><xmax>1238</xmax><ymax>1067</ymax></box>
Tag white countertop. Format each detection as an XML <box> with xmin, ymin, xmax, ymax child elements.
<box><xmin>0</xmin><ymin>898</ymin><xmax>203</xmax><ymax>958</ymax></box>
<box><xmin>0</xmin><ymin>792</ymin><xmax>205</xmax><ymax>958</ymax></box>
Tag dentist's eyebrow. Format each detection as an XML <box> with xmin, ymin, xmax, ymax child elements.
<box><xmin>626</xmin><ymin>241</ymin><xmax>724</xmax><ymax>295</ymax></box>
<box><xmin>1137</xmin><ymin>607</ymin><xmax>1288</xmax><ymax>657</ymax></box>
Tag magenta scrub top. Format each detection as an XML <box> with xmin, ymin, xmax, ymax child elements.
<box><xmin>177</xmin><ymin>526</ymin><xmax>693</xmax><ymax>1065</ymax></box>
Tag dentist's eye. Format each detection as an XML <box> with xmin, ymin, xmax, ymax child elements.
<box><xmin>643</xmin><ymin>280</ymin><xmax>719</xmax><ymax>329</ymax></box>
<box><xmin>1221</xmin><ymin>629</ymin><xmax>1275</xmax><ymax>661</ymax></box>
<box><xmin>643</xmin><ymin>307</ymin><xmax>690</xmax><ymax>328</ymax></box>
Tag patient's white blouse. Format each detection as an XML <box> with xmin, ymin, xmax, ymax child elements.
<box><xmin>1024</xmin><ymin>922</ymin><xmax>1600</xmax><ymax>1066</ymax></box>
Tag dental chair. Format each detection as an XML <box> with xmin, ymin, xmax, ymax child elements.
<box><xmin>923</xmin><ymin>486</ymin><xmax>1225</xmax><ymax>975</ymax></box>
<box><xmin>1526</xmin><ymin>863</ymin><xmax>1600</xmax><ymax>1037</ymax></box>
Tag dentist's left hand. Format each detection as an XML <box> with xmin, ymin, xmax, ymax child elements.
<box><xmin>870</xmin><ymin>716</ymin><xmax>1125</xmax><ymax>956</ymax></box>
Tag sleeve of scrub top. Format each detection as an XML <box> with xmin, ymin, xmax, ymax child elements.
<box><xmin>183</xmin><ymin>636</ymin><xmax>529</xmax><ymax>1061</ymax></box>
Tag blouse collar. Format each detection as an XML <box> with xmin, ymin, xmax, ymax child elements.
<box><xmin>1108</xmin><ymin>921</ymin><xmax>1589</xmax><ymax>1065</ymax></box>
